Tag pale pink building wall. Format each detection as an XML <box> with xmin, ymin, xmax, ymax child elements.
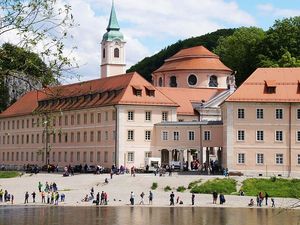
<box><xmin>223</xmin><ymin>102</ymin><xmax>300</xmax><ymax>176</ymax></box>
<box><xmin>0</xmin><ymin>106</ymin><xmax>116</xmax><ymax>168</ymax></box>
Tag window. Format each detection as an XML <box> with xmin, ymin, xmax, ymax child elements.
<box><xmin>162</xmin><ymin>112</ymin><xmax>168</xmax><ymax>122</ymax></box>
<box><xmin>297</xmin><ymin>109</ymin><xmax>300</xmax><ymax>120</ymax></box>
<box><xmin>145</xmin><ymin>111</ymin><xmax>151</xmax><ymax>121</ymax></box>
<box><xmin>31</xmin><ymin>134</ymin><xmax>34</xmax><ymax>144</ymax></box>
<box><xmin>105</xmin><ymin>131</ymin><xmax>108</xmax><ymax>140</ymax></box>
<box><xmin>90</xmin><ymin>131</ymin><xmax>94</xmax><ymax>142</ymax></box>
<box><xmin>256</xmin><ymin>130</ymin><xmax>264</xmax><ymax>141</ymax></box>
<box><xmin>70</xmin><ymin>152</ymin><xmax>74</xmax><ymax>162</ymax></box>
<box><xmin>256</xmin><ymin>153</ymin><xmax>264</xmax><ymax>164</ymax></box>
<box><xmin>114</xmin><ymin>48</ymin><xmax>119</xmax><ymax>58</ymax></box>
<box><xmin>77</xmin><ymin>114</ymin><xmax>81</xmax><ymax>125</ymax></box>
<box><xmin>238</xmin><ymin>153</ymin><xmax>245</xmax><ymax>164</ymax></box>
<box><xmin>64</xmin><ymin>152</ymin><xmax>67</xmax><ymax>162</ymax></box>
<box><xmin>52</xmin><ymin>134</ymin><xmax>56</xmax><ymax>143</ymax></box>
<box><xmin>296</xmin><ymin>130</ymin><xmax>300</xmax><ymax>142</ymax></box>
<box><xmin>128</xmin><ymin>111</ymin><xmax>134</xmax><ymax>121</ymax></box>
<box><xmin>83</xmin><ymin>132</ymin><xmax>87</xmax><ymax>142</ymax></box>
<box><xmin>275</xmin><ymin>109</ymin><xmax>283</xmax><ymax>119</ymax></box>
<box><xmin>256</xmin><ymin>109</ymin><xmax>264</xmax><ymax>119</ymax></box>
<box><xmin>237</xmin><ymin>109</ymin><xmax>245</xmax><ymax>119</ymax></box>
<box><xmin>275</xmin><ymin>131</ymin><xmax>283</xmax><ymax>142</ymax></box>
<box><xmin>169</xmin><ymin>76</ymin><xmax>177</xmax><ymax>87</ymax></box>
<box><xmin>105</xmin><ymin>112</ymin><xmax>108</xmax><ymax>121</ymax></box>
<box><xmin>97</xmin><ymin>131</ymin><xmax>101</xmax><ymax>142</ymax></box>
<box><xmin>77</xmin><ymin>152</ymin><xmax>80</xmax><ymax>161</ymax></box>
<box><xmin>127</xmin><ymin>130</ymin><xmax>134</xmax><ymax>141</ymax></box>
<box><xmin>112</xmin><ymin>111</ymin><xmax>116</xmax><ymax>121</ymax></box>
<box><xmin>59</xmin><ymin>116</ymin><xmax>62</xmax><ymax>126</ymax></box>
<box><xmin>52</xmin><ymin>152</ymin><xmax>55</xmax><ymax>162</ymax></box>
<box><xmin>188</xmin><ymin>131</ymin><xmax>195</xmax><ymax>141</ymax></box>
<box><xmin>275</xmin><ymin>154</ymin><xmax>283</xmax><ymax>164</ymax></box>
<box><xmin>298</xmin><ymin>154</ymin><xmax>300</xmax><ymax>165</ymax></box>
<box><xmin>104</xmin><ymin>151</ymin><xmax>108</xmax><ymax>163</ymax></box>
<box><xmin>97</xmin><ymin>113</ymin><xmax>101</xmax><ymax>123</ymax></box>
<box><xmin>84</xmin><ymin>113</ymin><xmax>87</xmax><ymax>124</ymax></box>
<box><xmin>58</xmin><ymin>133</ymin><xmax>62</xmax><ymax>143</ymax></box>
<box><xmin>71</xmin><ymin>132</ymin><xmax>74</xmax><ymax>142</ymax></box>
<box><xmin>127</xmin><ymin>152</ymin><xmax>134</xmax><ymax>162</ymax></box>
<box><xmin>52</xmin><ymin>117</ymin><xmax>56</xmax><ymax>126</ymax></box>
<box><xmin>103</xmin><ymin>48</ymin><xmax>105</xmax><ymax>58</ymax></box>
<box><xmin>90</xmin><ymin>152</ymin><xmax>94</xmax><ymax>162</ymax></box>
<box><xmin>204</xmin><ymin>131</ymin><xmax>211</xmax><ymax>141</ymax></box>
<box><xmin>97</xmin><ymin>152</ymin><xmax>101</xmax><ymax>162</ymax></box>
<box><xmin>145</xmin><ymin>152</ymin><xmax>152</xmax><ymax>158</ymax></box>
<box><xmin>162</xmin><ymin>131</ymin><xmax>168</xmax><ymax>141</ymax></box>
<box><xmin>65</xmin><ymin>115</ymin><xmax>68</xmax><ymax>125</ymax></box>
<box><xmin>237</xmin><ymin>130</ymin><xmax>245</xmax><ymax>141</ymax></box>
<box><xmin>158</xmin><ymin>77</ymin><xmax>163</xmax><ymax>87</ymax></box>
<box><xmin>188</xmin><ymin>74</ymin><xmax>197</xmax><ymax>86</ymax></box>
<box><xmin>145</xmin><ymin>130</ymin><xmax>151</xmax><ymax>141</ymax></box>
<box><xmin>209</xmin><ymin>75</ymin><xmax>218</xmax><ymax>87</ymax></box>
<box><xmin>173</xmin><ymin>131</ymin><xmax>179</xmax><ymax>141</ymax></box>
<box><xmin>64</xmin><ymin>133</ymin><xmax>68</xmax><ymax>143</ymax></box>
<box><xmin>71</xmin><ymin>115</ymin><xmax>75</xmax><ymax>125</ymax></box>
<box><xmin>83</xmin><ymin>152</ymin><xmax>87</xmax><ymax>162</ymax></box>
<box><xmin>77</xmin><ymin>132</ymin><xmax>81</xmax><ymax>142</ymax></box>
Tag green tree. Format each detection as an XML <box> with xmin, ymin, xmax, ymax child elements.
<box><xmin>214</xmin><ymin>27</ymin><xmax>265</xmax><ymax>85</ymax></box>
<box><xmin>0</xmin><ymin>0</ymin><xmax>77</xmax><ymax>85</ymax></box>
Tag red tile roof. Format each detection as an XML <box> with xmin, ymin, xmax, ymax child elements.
<box><xmin>0</xmin><ymin>72</ymin><xmax>178</xmax><ymax>118</ymax></box>
<box><xmin>226</xmin><ymin>68</ymin><xmax>300</xmax><ymax>102</ymax></box>
<box><xmin>157</xmin><ymin>87</ymin><xmax>226</xmax><ymax>115</ymax></box>
<box><xmin>154</xmin><ymin>46</ymin><xmax>232</xmax><ymax>73</ymax></box>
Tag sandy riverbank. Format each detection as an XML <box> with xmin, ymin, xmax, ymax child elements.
<box><xmin>0</xmin><ymin>173</ymin><xmax>299</xmax><ymax>209</ymax></box>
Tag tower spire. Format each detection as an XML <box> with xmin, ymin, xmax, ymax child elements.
<box><xmin>107</xmin><ymin>0</ymin><xmax>120</xmax><ymax>31</ymax></box>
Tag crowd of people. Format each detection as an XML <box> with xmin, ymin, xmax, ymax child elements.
<box><xmin>0</xmin><ymin>189</ymin><xmax>14</xmax><ymax>204</ymax></box>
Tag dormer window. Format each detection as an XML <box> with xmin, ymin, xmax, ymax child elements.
<box><xmin>145</xmin><ymin>86</ymin><xmax>155</xmax><ymax>97</ymax></box>
<box><xmin>264</xmin><ymin>80</ymin><xmax>276</xmax><ymax>94</ymax></box>
<box><xmin>158</xmin><ymin>77</ymin><xmax>163</xmax><ymax>87</ymax></box>
<box><xmin>209</xmin><ymin>75</ymin><xmax>218</xmax><ymax>87</ymax></box>
<box><xmin>132</xmin><ymin>85</ymin><xmax>142</xmax><ymax>96</ymax></box>
<box><xmin>114</xmin><ymin>48</ymin><xmax>119</xmax><ymax>58</ymax></box>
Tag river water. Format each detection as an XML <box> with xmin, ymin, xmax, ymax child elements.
<box><xmin>0</xmin><ymin>206</ymin><xmax>299</xmax><ymax>225</ymax></box>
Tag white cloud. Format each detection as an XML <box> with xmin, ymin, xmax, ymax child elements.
<box><xmin>1</xmin><ymin>0</ymin><xmax>256</xmax><ymax>83</ymax></box>
<box><xmin>257</xmin><ymin>3</ymin><xmax>300</xmax><ymax>17</ymax></box>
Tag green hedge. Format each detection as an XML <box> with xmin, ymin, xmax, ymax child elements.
<box><xmin>242</xmin><ymin>178</ymin><xmax>300</xmax><ymax>198</ymax></box>
<box><xmin>191</xmin><ymin>178</ymin><xmax>237</xmax><ymax>194</ymax></box>
<box><xmin>0</xmin><ymin>171</ymin><xmax>20</xmax><ymax>178</ymax></box>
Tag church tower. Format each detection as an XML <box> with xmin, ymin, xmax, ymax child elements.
<box><xmin>101</xmin><ymin>1</ymin><xmax>126</xmax><ymax>78</ymax></box>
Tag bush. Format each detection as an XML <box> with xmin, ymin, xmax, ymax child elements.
<box><xmin>191</xmin><ymin>178</ymin><xmax>237</xmax><ymax>194</ymax></box>
<box><xmin>151</xmin><ymin>182</ymin><xmax>158</xmax><ymax>190</ymax></box>
<box><xmin>164</xmin><ymin>186</ymin><xmax>172</xmax><ymax>192</ymax></box>
<box><xmin>177</xmin><ymin>186</ymin><xmax>186</xmax><ymax>192</ymax></box>
<box><xmin>242</xmin><ymin>178</ymin><xmax>300</xmax><ymax>198</ymax></box>
<box><xmin>188</xmin><ymin>179</ymin><xmax>202</xmax><ymax>189</ymax></box>
<box><xmin>0</xmin><ymin>171</ymin><xmax>20</xmax><ymax>178</ymax></box>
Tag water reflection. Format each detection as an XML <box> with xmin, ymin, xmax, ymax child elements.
<box><xmin>0</xmin><ymin>206</ymin><xmax>299</xmax><ymax>225</ymax></box>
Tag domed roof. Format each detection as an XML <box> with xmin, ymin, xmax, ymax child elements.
<box><xmin>154</xmin><ymin>46</ymin><xmax>232</xmax><ymax>73</ymax></box>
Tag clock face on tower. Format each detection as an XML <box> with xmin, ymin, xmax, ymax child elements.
<box><xmin>115</xmin><ymin>40</ymin><xmax>120</xmax><ymax>46</ymax></box>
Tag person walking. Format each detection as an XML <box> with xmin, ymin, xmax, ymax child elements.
<box><xmin>0</xmin><ymin>189</ymin><xmax>3</xmax><ymax>202</ymax></box>
<box><xmin>38</xmin><ymin>182</ymin><xmax>43</xmax><ymax>192</ymax></box>
<box><xmin>271</xmin><ymin>198</ymin><xmax>275</xmax><ymax>207</ymax></box>
<box><xmin>41</xmin><ymin>191</ymin><xmax>45</xmax><ymax>203</ymax></box>
<box><xmin>11</xmin><ymin>195</ymin><xmax>14</xmax><ymax>204</ymax></box>
<box><xmin>192</xmin><ymin>193</ymin><xmax>195</xmax><ymax>206</ymax></box>
<box><xmin>149</xmin><ymin>191</ymin><xmax>153</xmax><ymax>205</ymax></box>
<box><xmin>130</xmin><ymin>191</ymin><xmax>135</xmax><ymax>205</ymax></box>
<box><xmin>170</xmin><ymin>192</ymin><xmax>175</xmax><ymax>206</ymax></box>
<box><xmin>24</xmin><ymin>192</ymin><xmax>29</xmax><ymax>204</ymax></box>
<box><xmin>139</xmin><ymin>192</ymin><xmax>145</xmax><ymax>205</ymax></box>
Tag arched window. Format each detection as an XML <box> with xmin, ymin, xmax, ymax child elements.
<box><xmin>209</xmin><ymin>75</ymin><xmax>218</xmax><ymax>87</ymax></box>
<box><xmin>169</xmin><ymin>76</ymin><xmax>177</xmax><ymax>87</ymax></box>
<box><xmin>102</xmin><ymin>49</ymin><xmax>105</xmax><ymax>58</ymax></box>
<box><xmin>114</xmin><ymin>48</ymin><xmax>119</xmax><ymax>58</ymax></box>
<box><xmin>158</xmin><ymin>77</ymin><xmax>163</xmax><ymax>87</ymax></box>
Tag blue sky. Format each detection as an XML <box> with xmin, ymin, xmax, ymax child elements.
<box><xmin>2</xmin><ymin>0</ymin><xmax>299</xmax><ymax>82</ymax></box>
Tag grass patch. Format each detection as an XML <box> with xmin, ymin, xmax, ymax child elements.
<box><xmin>242</xmin><ymin>178</ymin><xmax>300</xmax><ymax>198</ymax></box>
<box><xmin>0</xmin><ymin>171</ymin><xmax>20</xmax><ymax>178</ymax></box>
<box><xmin>151</xmin><ymin>182</ymin><xmax>158</xmax><ymax>190</ymax></box>
<box><xmin>176</xmin><ymin>186</ymin><xmax>186</xmax><ymax>192</ymax></box>
<box><xmin>191</xmin><ymin>178</ymin><xmax>237</xmax><ymax>194</ymax></box>
<box><xmin>164</xmin><ymin>186</ymin><xmax>172</xmax><ymax>192</ymax></box>
<box><xmin>60</xmin><ymin>189</ymin><xmax>72</xmax><ymax>192</ymax></box>
<box><xmin>188</xmin><ymin>179</ymin><xmax>202</xmax><ymax>189</ymax></box>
